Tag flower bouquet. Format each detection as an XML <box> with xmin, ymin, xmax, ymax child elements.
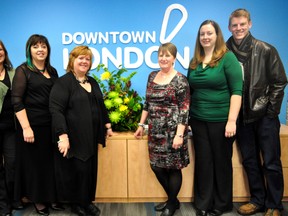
<box><xmin>92</xmin><ymin>64</ymin><xmax>143</xmax><ymax>131</ymax></box>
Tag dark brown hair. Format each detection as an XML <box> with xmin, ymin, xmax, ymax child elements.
<box><xmin>0</xmin><ymin>40</ymin><xmax>13</xmax><ymax>71</ymax></box>
<box><xmin>25</xmin><ymin>34</ymin><xmax>54</xmax><ymax>73</ymax></box>
<box><xmin>189</xmin><ymin>20</ymin><xmax>227</xmax><ymax>70</ymax></box>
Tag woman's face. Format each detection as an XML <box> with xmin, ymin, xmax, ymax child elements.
<box><xmin>158</xmin><ymin>50</ymin><xmax>175</xmax><ymax>70</ymax></box>
<box><xmin>30</xmin><ymin>42</ymin><xmax>48</xmax><ymax>63</ymax></box>
<box><xmin>0</xmin><ymin>45</ymin><xmax>5</xmax><ymax>65</ymax></box>
<box><xmin>199</xmin><ymin>23</ymin><xmax>217</xmax><ymax>49</ymax></box>
<box><xmin>73</xmin><ymin>55</ymin><xmax>91</xmax><ymax>75</ymax></box>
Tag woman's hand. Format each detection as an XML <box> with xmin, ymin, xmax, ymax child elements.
<box><xmin>225</xmin><ymin>120</ymin><xmax>236</xmax><ymax>138</ymax></box>
<box><xmin>23</xmin><ymin>126</ymin><xmax>34</xmax><ymax>143</ymax></box>
<box><xmin>58</xmin><ymin>139</ymin><xmax>70</xmax><ymax>157</ymax></box>
<box><xmin>172</xmin><ymin>136</ymin><xmax>183</xmax><ymax>149</ymax></box>
<box><xmin>134</xmin><ymin>127</ymin><xmax>144</xmax><ymax>139</ymax></box>
<box><xmin>106</xmin><ymin>128</ymin><xmax>114</xmax><ymax>137</ymax></box>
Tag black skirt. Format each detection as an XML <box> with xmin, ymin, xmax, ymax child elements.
<box><xmin>14</xmin><ymin>124</ymin><xmax>57</xmax><ymax>203</ymax></box>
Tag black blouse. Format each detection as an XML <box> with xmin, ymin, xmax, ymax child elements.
<box><xmin>11</xmin><ymin>63</ymin><xmax>58</xmax><ymax>126</ymax></box>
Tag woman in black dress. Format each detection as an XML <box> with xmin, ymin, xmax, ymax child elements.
<box><xmin>11</xmin><ymin>34</ymin><xmax>62</xmax><ymax>215</ymax></box>
<box><xmin>49</xmin><ymin>45</ymin><xmax>113</xmax><ymax>216</ymax></box>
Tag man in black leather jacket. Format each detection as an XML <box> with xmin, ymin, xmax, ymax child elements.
<box><xmin>227</xmin><ymin>8</ymin><xmax>287</xmax><ymax>216</ymax></box>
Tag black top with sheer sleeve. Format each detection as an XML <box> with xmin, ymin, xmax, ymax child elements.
<box><xmin>11</xmin><ymin>63</ymin><xmax>58</xmax><ymax>126</ymax></box>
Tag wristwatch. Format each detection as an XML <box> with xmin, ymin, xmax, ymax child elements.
<box><xmin>138</xmin><ymin>123</ymin><xmax>145</xmax><ymax>128</ymax></box>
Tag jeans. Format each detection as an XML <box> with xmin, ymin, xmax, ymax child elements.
<box><xmin>236</xmin><ymin>116</ymin><xmax>284</xmax><ymax>210</ymax></box>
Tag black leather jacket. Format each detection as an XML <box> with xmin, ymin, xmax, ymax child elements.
<box><xmin>239</xmin><ymin>38</ymin><xmax>287</xmax><ymax>123</ymax></box>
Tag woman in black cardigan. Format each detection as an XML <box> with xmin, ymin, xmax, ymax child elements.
<box><xmin>49</xmin><ymin>46</ymin><xmax>113</xmax><ymax>216</ymax></box>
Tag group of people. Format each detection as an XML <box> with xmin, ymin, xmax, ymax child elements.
<box><xmin>0</xmin><ymin>35</ymin><xmax>113</xmax><ymax>216</ymax></box>
<box><xmin>0</xmin><ymin>7</ymin><xmax>286</xmax><ymax>216</ymax></box>
<box><xmin>134</xmin><ymin>8</ymin><xmax>287</xmax><ymax>216</ymax></box>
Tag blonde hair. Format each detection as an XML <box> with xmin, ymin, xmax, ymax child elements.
<box><xmin>229</xmin><ymin>8</ymin><xmax>251</xmax><ymax>26</ymax></box>
<box><xmin>189</xmin><ymin>20</ymin><xmax>227</xmax><ymax>70</ymax></box>
<box><xmin>66</xmin><ymin>46</ymin><xmax>93</xmax><ymax>73</ymax></box>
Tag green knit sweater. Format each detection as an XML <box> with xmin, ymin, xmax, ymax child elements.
<box><xmin>187</xmin><ymin>51</ymin><xmax>243</xmax><ymax>122</ymax></box>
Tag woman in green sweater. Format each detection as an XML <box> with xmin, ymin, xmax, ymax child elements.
<box><xmin>187</xmin><ymin>20</ymin><xmax>243</xmax><ymax>216</ymax></box>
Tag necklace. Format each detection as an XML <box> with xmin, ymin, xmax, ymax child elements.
<box><xmin>159</xmin><ymin>71</ymin><xmax>173</xmax><ymax>79</ymax></box>
<box><xmin>160</xmin><ymin>72</ymin><xmax>168</xmax><ymax>79</ymax></box>
<box><xmin>76</xmin><ymin>76</ymin><xmax>89</xmax><ymax>84</ymax></box>
<box><xmin>39</xmin><ymin>68</ymin><xmax>45</xmax><ymax>73</ymax></box>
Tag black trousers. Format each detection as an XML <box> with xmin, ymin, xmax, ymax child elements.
<box><xmin>236</xmin><ymin>116</ymin><xmax>284</xmax><ymax>210</ymax></box>
<box><xmin>0</xmin><ymin>129</ymin><xmax>16</xmax><ymax>213</ymax></box>
<box><xmin>190</xmin><ymin>119</ymin><xmax>234</xmax><ymax>211</ymax></box>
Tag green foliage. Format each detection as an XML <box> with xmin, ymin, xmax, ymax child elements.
<box><xmin>92</xmin><ymin>64</ymin><xmax>144</xmax><ymax>131</ymax></box>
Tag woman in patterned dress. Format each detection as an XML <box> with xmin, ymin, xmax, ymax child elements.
<box><xmin>134</xmin><ymin>42</ymin><xmax>190</xmax><ymax>216</ymax></box>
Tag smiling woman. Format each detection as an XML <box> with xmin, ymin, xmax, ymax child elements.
<box><xmin>134</xmin><ymin>42</ymin><xmax>190</xmax><ymax>216</ymax></box>
<box><xmin>11</xmin><ymin>34</ymin><xmax>61</xmax><ymax>215</ymax></box>
<box><xmin>187</xmin><ymin>20</ymin><xmax>243</xmax><ymax>216</ymax></box>
<box><xmin>49</xmin><ymin>45</ymin><xmax>113</xmax><ymax>216</ymax></box>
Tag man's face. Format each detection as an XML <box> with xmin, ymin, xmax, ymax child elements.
<box><xmin>228</xmin><ymin>16</ymin><xmax>252</xmax><ymax>45</ymax></box>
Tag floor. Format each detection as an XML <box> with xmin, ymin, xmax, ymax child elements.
<box><xmin>11</xmin><ymin>202</ymin><xmax>288</xmax><ymax>216</ymax></box>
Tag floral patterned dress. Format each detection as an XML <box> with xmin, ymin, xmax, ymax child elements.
<box><xmin>143</xmin><ymin>71</ymin><xmax>190</xmax><ymax>169</ymax></box>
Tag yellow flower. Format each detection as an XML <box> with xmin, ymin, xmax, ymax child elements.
<box><xmin>109</xmin><ymin>111</ymin><xmax>121</xmax><ymax>123</ymax></box>
<box><xmin>119</xmin><ymin>105</ymin><xmax>128</xmax><ymax>112</ymax></box>
<box><xmin>101</xmin><ymin>71</ymin><xmax>111</xmax><ymax>80</ymax></box>
<box><xmin>108</xmin><ymin>91</ymin><xmax>119</xmax><ymax>98</ymax></box>
<box><xmin>113</xmin><ymin>97</ymin><xmax>123</xmax><ymax>106</ymax></box>
<box><xmin>104</xmin><ymin>99</ymin><xmax>113</xmax><ymax>109</ymax></box>
<box><xmin>135</xmin><ymin>103</ymin><xmax>141</xmax><ymax>110</ymax></box>
<box><xmin>124</xmin><ymin>97</ymin><xmax>130</xmax><ymax>104</ymax></box>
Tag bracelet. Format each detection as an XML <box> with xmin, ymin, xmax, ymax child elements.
<box><xmin>138</xmin><ymin>123</ymin><xmax>145</xmax><ymax>128</ymax></box>
<box><xmin>177</xmin><ymin>134</ymin><xmax>184</xmax><ymax>138</ymax></box>
<box><xmin>57</xmin><ymin>137</ymin><xmax>69</xmax><ymax>144</ymax></box>
<box><xmin>107</xmin><ymin>128</ymin><xmax>112</xmax><ymax>130</ymax></box>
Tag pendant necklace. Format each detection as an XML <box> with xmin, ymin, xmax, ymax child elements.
<box><xmin>76</xmin><ymin>75</ymin><xmax>89</xmax><ymax>84</ymax></box>
<box><xmin>160</xmin><ymin>72</ymin><xmax>168</xmax><ymax>79</ymax></box>
<box><xmin>160</xmin><ymin>71</ymin><xmax>172</xmax><ymax>80</ymax></box>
